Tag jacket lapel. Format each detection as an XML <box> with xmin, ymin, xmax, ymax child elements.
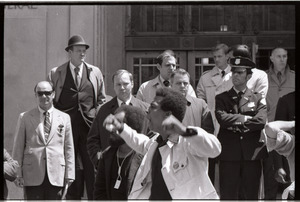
<box><xmin>211</xmin><ymin>67</ymin><xmax>222</xmax><ymax>86</ymax></box>
<box><xmin>30</xmin><ymin>108</ymin><xmax>46</xmax><ymax>144</ymax></box>
<box><xmin>47</xmin><ymin>109</ymin><xmax>60</xmax><ymax>144</ymax></box>
<box><xmin>239</xmin><ymin>88</ymin><xmax>251</xmax><ymax>109</ymax></box>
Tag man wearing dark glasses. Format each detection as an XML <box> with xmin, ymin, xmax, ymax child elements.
<box><xmin>215</xmin><ymin>57</ymin><xmax>268</xmax><ymax>199</ymax></box>
<box><xmin>12</xmin><ymin>81</ymin><xmax>75</xmax><ymax>200</ymax></box>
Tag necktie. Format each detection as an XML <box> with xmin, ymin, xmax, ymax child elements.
<box><xmin>163</xmin><ymin>80</ymin><xmax>170</xmax><ymax>87</ymax></box>
<box><xmin>237</xmin><ymin>91</ymin><xmax>243</xmax><ymax>104</ymax></box>
<box><xmin>74</xmin><ymin>66</ymin><xmax>80</xmax><ymax>87</ymax></box>
<box><xmin>277</xmin><ymin>72</ymin><xmax>282</xmax><ymax>84</ymax></box>
<box><xmin>121</xmin><ymin>102</ymin><xmax>126</xmax><ymax>105</ymax></box>
<box><xmin>221</xmin><ymin>70</ymin><xmax>225</xmax><ymax>78</ymax></box>
<box><xmin>44</xmin><ymin>111</ymin><xmax>51</xmax><ymax>142</ymax></box>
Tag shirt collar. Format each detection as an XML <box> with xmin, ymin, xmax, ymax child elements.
<box><xmin>218</xmin><ymin>65</ymin><xmax>230</xmax><ymax>74</ymax></box>
<box><xmin>69</xmin><ymin>61</ymin><xmax>83</xmax><ymax>71</ymax></box>
<box><xmin>38</xmin><ymin>105</ymin><xmax>54</xmax><ymax>114</ymax></box>
<box><xmin>117</xmin><ymin>95</ymin><xmax>132</xmax><ymax>106</ymax></box>
<box><xmin>233</xmin><ymin>87</ymin><xmax>246</xmax><ymax>94</ymax></box>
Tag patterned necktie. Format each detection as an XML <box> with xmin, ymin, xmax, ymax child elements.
<box><xmin>74</xmin><ymin>66</ymin><xmax>80</xmax><ymax>87</ymax></box>
<box><xmin>277</xmin><ymin>72</ymin><xmax>282</xmax><ymax>84</ymax></box>
<box><xmin>44</xmin><ymin>111</ymin><xmax>51</xmax><ymax>142</ymax></box>
<box><xmin>163</xmin><ymin>80</ymin><xmax>170</xmax><ymax>87</ymax></box>
<box><xmin>237</xmin><ymin>91</ymin><xmax>244</xmax><ymax>104</ymax></box>
<box><xmin>221</xmin><ymin>70</ymin><xmax>225</xmax><ymax>78</ymax></box>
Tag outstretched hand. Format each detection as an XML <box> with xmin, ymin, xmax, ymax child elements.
<box><xmin>103</xmin><ymin>111</ymin><xmax>125</xmax><ymax>134</ymax></box>
<box><xmin>162</xmin><ymin>114</ymin><xmax>186</xmax><ymax>136</ymax></box>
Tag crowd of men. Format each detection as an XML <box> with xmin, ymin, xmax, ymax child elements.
<box><xmin>4</xmin><ymin>35</ymin><xmax>295</xmax><ymax>200</ymax></box>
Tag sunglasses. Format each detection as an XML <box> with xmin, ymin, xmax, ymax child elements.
<box><xmin>37</xmin><ymin>91</ymin><xmax>53</xmax><ymax>97</ymax></box>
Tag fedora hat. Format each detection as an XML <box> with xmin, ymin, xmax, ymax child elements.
<box><xmin>65</xmin><ymin>35</ymin><xmax>89</xmax><ymax>51</ymax></box>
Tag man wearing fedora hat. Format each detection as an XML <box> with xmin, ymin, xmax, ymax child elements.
<box><xmin>47</xmin><ymin>35</ymin><xmax>106</xmax><ymax>199</ymax></box>
<box><xmin>215</xmin><ymin>57</ymin><xmax>267</xmax><ymax>199</ymax></box>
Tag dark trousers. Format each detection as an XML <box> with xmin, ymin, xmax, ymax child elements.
<box><xmin>208</xmin><ymin>157</ymin><xmax>216</xmax><ymax>184</ymax></box>
<box><xmin>263</xmin><ymin>150</ymin><xmax>291</xmax><ymax>199</ymax></box>
<box><xmin>66</xmin><ymin>112</ymin><xmax>95</xmax><ymax>200</ymax></box>
<box><xmin>219</xmin><ymin>160</ymin><xmax>261</xmax><ymax>199</ymax></box>
<box><xmin>25</xmin><ymin>173</ymin><xmax>62</xmax><ymax>200</ymax></box>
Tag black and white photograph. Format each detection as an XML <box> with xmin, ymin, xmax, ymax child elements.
<box><xmin>2</xmin><ymin>2</ymin><xmax>296</xmax><ymax>200</ymax></box>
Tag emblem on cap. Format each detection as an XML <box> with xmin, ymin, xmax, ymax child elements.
<box><xmin>235</xmin><ymin>58</ymin><xmax>240</xmax><ymax>65</ymax></box>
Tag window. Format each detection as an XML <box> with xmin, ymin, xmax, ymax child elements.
<box><xmin>194</xmin><ymin>57</ymin><xmax>214</xmax><ymax>85</ymax></box>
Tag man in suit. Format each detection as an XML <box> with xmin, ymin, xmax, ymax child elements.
<box><xmin>215</xmin><ymin>57</ymin><xmax>267</xmax><ymax>199</ymax></box>
<box><xmin>136</xmin><ymin>50</ymin><xmax>196</xmax><ymax>104</ymax></box>
<box><xmin>12</xmin><ymin>81</ymin><xmax>75</xmax><ymax>200</ymax></box>
<box><xmin>47</xmin><ymin>35</ymin><xmax>106</xmax><ymax>199</ymax></box>
<box><xmin>87</xmin><ymin>69</ymin><xmax>149</xmax><ymax>167</ymax></box>
<box><xmin>93</xmin><ymin>105</ymin><xmax>147</xmax><ymax>199</ymax></box>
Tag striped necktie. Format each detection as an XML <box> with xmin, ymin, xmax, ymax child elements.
<box><xmin>44</xmin><ymin>111</ymin><xmax>51</xmax><ymax>142</ymax></box>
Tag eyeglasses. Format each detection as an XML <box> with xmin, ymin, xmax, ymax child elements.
<box><xmin>37</xmin><ymin>91</ymin><xmax>53</xmax><ymax>97</ymax></box>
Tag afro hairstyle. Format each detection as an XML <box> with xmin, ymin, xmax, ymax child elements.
<box><xmin>114</xmin><ymin>105</ymin><xmax>147</xmax><ymax>133</ymax></box>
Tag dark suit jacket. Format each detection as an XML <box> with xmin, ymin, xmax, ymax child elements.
<box><xmin>275</xmin><ymin>91</ymin><xmax>295</xmax><ymax>121</ymax></box>
<box><xmin>87</xmin><ymin>96</ymin><xmax>149</xmax><ymax>166</ymax></box>
<box><xmin>93</xmin><ymin>147</ymin><xmax>143</xmax><ymax>199</ymax></box>
<box><xmin>215</xmin><ymin>87</ymin><xmax>267</xmax><ymax>161</ymax></box>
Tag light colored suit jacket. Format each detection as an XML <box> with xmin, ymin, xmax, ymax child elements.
<box><xmin>12</xmin><ymin>107</ymin><xmax>75</xmax><ymax>187</ymax></box>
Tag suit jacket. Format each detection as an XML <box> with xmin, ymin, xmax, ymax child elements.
<box><xmin>47</xmin><ymin>61</ymin><xmax>106</xmax><ymax>118</ymax></box>
<box><xmin>275</xmin><ymin>91</ymin><xmax>295</xmax><ymax>121</ymax></box>
<box><xmin>87</xmin><ymin>96</ymin><xmax>149</xmax><ymax>167</ymax></box>
<box><xmin>12</xmin><ymin>107</ymin><xmax>75</xmax><ymax>187</ymax></box>
<box><xmin>93</xmin><ymin>147</ymin><xmax>143</xmax><ymax>199</ymax></box>
<box><xmin>183</xmin><ymin>95</ymin><xmax>214</xmax><ymax>134</ymax></box>
<box><xmin>215</xmin><ymin>87</ymin><xmax>267</xmax><ymax>161</ymax></box>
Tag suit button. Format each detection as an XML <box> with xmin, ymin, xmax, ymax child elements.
<box><xmin>240</xmin><ymin>136</ymin><xmax>243</xmax><ymax>140</ymax></box>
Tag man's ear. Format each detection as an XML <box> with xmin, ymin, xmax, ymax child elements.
<box><xmin>157</xmin><ymin>63</ymin><xmax>162</xmax><ymax>71</ymax></box>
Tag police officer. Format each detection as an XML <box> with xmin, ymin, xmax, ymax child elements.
<box><xmin>215</xmin><ymin>56</ymin><xmax>268</xmax><ymax>199</ymax></box>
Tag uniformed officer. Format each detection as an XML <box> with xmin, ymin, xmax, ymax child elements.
<box><xmin>215</xmin><ymin>56</ymin><xmax>268</xmax><ymax>199</ymax></box>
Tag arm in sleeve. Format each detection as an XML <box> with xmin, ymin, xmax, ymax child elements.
<box><xmin>87</xmin><ymin>113</ymin><xmax>102</xmax><ymax>167</ymax></box>
<box><xmin>136</xmin><ymin>85</ymin><xmax>145</xmax><ymax>102</ymax></box>
<box><xmin>196</xmin><ymin>77</ymin><xmax>207</xmax><ymax>101</ymax></box>
<box><xmin>243</xmin><ymin>97</ymin><xmax>267</xmax><ymax>132</ymax></box>
<box><xmin>215</xmin><ymin>94</ymin><xmax>245</xmax><ymax>128</ymax></box>
<box><xmin>96</xmin><ymin>69</ymin><xmax>106</xmax><ymax>106</ymax></box>
<box><xmin>12</xmin><ymin>113</ymin><xmax>26</xmax><ymax>178</ymax></box>
<box><xmin>119</xmin><ymin>124</ymin><xmax>153</xmax><ymax>155</ymax></box>
<box><xmin>64</xmin><ymin>114</ymin><xmax>75</xmax><ymax>180</ymax></box>
<box><xmin>184</xmin><ymin>126</ymin><xmax>221</xmax><ymax>158</ymax></box>
<box><xmin>4</xmin><ymin>149</ymin><xmax>19</xmax><ymax>181</ymax></box>
<box><xmin>93</xmin><ymin>158</ymin><xmax>108</xmax><ymax>200</ymax></box>
<box><xmin>200</xmin><ymin>99</ymin><xmax>215</xmax><ymax>134</ymax></box>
